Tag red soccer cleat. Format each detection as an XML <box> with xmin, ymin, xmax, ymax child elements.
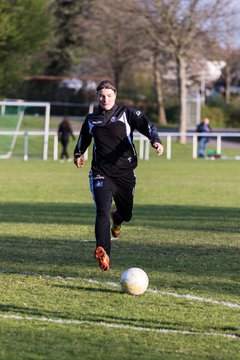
<box><xmin>111</xmin><ymin>211</ymin><xmax>122</xmax><ymax>238</ymax></box>
<box><xmin>94</xmin><ymin>246</ymin><xmax>110</xmax><ymax>271</ymax></box>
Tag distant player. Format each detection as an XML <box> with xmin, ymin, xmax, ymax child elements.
<box><xmin>74</xmin><ymin>80</ymin><xmax>164</xmax><ymax>271</ymax></box>
<box><xmin>58</xmin><ymin>117</ymin><xmax>75</xmax><ymax>161</ymax></box>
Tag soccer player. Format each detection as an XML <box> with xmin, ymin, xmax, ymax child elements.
<box><xmin>74</xmin><ymin>80</ymin><xmax>164</xmax><ymax>271</ymax></box>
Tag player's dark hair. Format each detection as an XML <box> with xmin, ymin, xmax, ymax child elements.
<box><xmin>96</xmin><ymin>80</ymin><xmax>117</xmax><ymax>93</ymax></box>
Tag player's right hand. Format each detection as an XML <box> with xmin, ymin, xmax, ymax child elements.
<box><xmin>74</xmin><ymin>156</ymin><xmax>84</xmax><ymax>168</ymax></box>
<box><xmin>153</xmin><ymin>142</ymin><xmax>164</xmax><ymax>156</ymax></box>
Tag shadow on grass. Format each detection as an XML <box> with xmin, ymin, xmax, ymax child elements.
<box><xmin>53</xmin><ymin>284</ymin><xmax>120</xmax><ymax>294</ymax></box>
<box><xmin>0</xmin><ymin>202</ymin><xmax>239</xmax><ymax>296</ymax></box>
<box><xmin>0</xmin><ymin>233</ymin><xmax>239</xmax><ymax>297</ymax></box>
<box><xmin>0</xmin><ymin>202</ymin><xmax>95</xmax><ymax>226</ymax></box>
<box><xmin>0</xmin><ymin>302</ymin><xmax>211</xmax><ymax>333</ymax></box>
<box><xmin>1</xmin><ymin>302</ymin><xmax>239</xmax><ymax>335</ymax></box>
<box><xmin>0</xmin><ymin>201</ymin><xmax>240</xmax><ymax>233</ymax></box>
<box><xmin>0</xmin><ymin>304</ymin><xmax>53</xmax><ymax>317</ymax></box>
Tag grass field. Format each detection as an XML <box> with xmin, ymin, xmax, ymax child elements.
<box><xmin>0</xmin><ymin>148</ymin><xmax>240</xmax><ymax>359</ymax></box>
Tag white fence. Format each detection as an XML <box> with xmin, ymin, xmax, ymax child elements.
<box><xmin>0</xmin><ymin>131</ymin><xmax>240</xmax><ymax>161</ymax></box>
<box><xmin>161</xmin><ymin>132</ymin><xmax>240</xmax><ymax>160</ymax></box>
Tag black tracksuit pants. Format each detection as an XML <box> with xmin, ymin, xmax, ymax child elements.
<box><xmin>89</xmin><ymin>171</ymin><xmax>136</xmax><ymax>256</ymax></box>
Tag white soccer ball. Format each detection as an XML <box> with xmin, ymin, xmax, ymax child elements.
<box><xmin>120</xmin><ymin>267</ymin><xmax>149</xmax><ymax>295</ymax></box>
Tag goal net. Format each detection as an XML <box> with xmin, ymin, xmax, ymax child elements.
<box><xmin>0</xmin><ymin>101</ymin><xmax>50</xmax><ymax>160</ymax></box>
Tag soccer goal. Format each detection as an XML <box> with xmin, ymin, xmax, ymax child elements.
<box><xmin>0</xmin><ymin>100</ymin><xmax>51</xmax><ymax>160</ymax></box>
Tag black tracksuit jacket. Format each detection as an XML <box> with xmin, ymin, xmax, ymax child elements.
<box><xmin>74</xmin><ymin>104</ymin><xmax>162</xmax><ymax>181</ymax></box>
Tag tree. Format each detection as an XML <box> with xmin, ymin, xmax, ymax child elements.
<box><xmin>221</xmin><ymin>47</ymin><xmax>240</xmax><ymax>104</ymax></box>
<box><xmin>43</xmin><ymin>0</ymin><xmax>92</xmax><ymax>76</ymax></box>
<box><xmin>0</xmin><ymin>0</ymin><xmax>52</xmax><ymax>96</ymax></box>
<box><xmin>79</xmin><ymin>0</ymin><xmax>147</xmax><ymax>89</ymax></box>
<box><xmin>137</xmin><ymin>0</ymin><xmax>240</xmax><ymax>142</ymax></box>
<box><xmin>152</xmin><ymin>50</ymin><xmax>168</xmax><ymax>125</ymax></box>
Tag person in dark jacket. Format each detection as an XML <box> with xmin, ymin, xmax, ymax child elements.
<box><xmin>197</xmin><ymin>118</ymin><xmax>212</xmax><ymax>158</ymax></box>
<box><xmin>58</xmin><ymin>117</ymin><xmax>75</xmax><ymax>161</ymax></box>
<box><xmin>74</xmin><ymin>80</ymin><xmax>164</xmax><ymax>271</ymax></box>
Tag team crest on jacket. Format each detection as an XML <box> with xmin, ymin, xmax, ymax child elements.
<box><xmin>136</xmin><ymin>111</ymin><xmax>141</xmax><ymax>116</ymax></box>
<box><xmin>94</xmin><ymin>181</ymin><xmax>103</xmax><ymax>188</ymax></box>
<box><xmin>111</xmin><ymin>116</ymin><xmax>117</xmax><ymax>122</ymax></box>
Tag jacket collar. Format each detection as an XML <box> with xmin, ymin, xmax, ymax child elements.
<box><xmin>97</xmin><ymin>104</ymin><xmax>118</xmax><ymax>116</ymax></box>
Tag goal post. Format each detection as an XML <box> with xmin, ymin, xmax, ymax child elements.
<box><xmin>0</xmin><ymin>100</ymin><xmax>51</xmax><ymax>160</ymax></box>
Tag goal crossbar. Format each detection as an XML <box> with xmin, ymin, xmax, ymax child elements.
<box><xmin>0</xmin><ymin>101</ymin><xmax>51</xmax><ymax>160</ymax></box>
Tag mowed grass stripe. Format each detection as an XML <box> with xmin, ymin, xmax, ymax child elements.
<box><xmin>1</xmin><ymin>269</ymin><xmax>240</xmax><ymax>309</ymax></box>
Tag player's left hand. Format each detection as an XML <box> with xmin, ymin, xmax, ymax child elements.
<box><xmin>153</xmin><ymin>142</ymin><xmax>164</xmax><ymax>156</ymax></box>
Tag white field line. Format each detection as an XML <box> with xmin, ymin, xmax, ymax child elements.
<box><xmin>147</xmin><ymin>289</ymin><xmax>240</xmax><ymax>309</ymax></box>
<box><xmin>0</xmin><ymin>313</ymin><xmax>239</xmax><ymax>339</ymax></box>
<box><xmin>1</xmin><ymin>268</ymin><xmax>240</xmax><ymax>309</ymax></box>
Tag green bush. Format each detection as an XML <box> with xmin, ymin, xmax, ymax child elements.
<box><xmin>225</xmin><ymin>106</ymin><xmax>240</xmax><ymax>127</ymax></box>
<box><xmin>164</xmin><ymin>104</ymin><xmax>179</xmax><ymax>124</ymax></box>
<box><xmin>201</xmin><ymin>105</ymin><xmax>227</xmax><ymax>128</ymax></box>
<box><xmin>224</xmin><ymin>98</ymin><xmax>240</xmax><ymax>127</ymax></box>
<box><xmin>202</xmin><ymin>96</ymin><xmax>240</xmax><ymax>128</ymax></box>
<box><xmin>205</xmin><ymin>93</ymin><xmax>225</xmax><ymax>108</ymax></box>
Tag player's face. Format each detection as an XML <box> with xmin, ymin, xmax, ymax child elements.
<box><xmin>97</xmin><ymin>88</ymin><xmax>116</xmax><ymax>110</ymax></box>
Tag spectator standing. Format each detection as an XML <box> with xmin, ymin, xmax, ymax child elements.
<box><xmin>197</xmin><ymin>118</ymin><xmax>212</xmax><ymax>158</ymax></box>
